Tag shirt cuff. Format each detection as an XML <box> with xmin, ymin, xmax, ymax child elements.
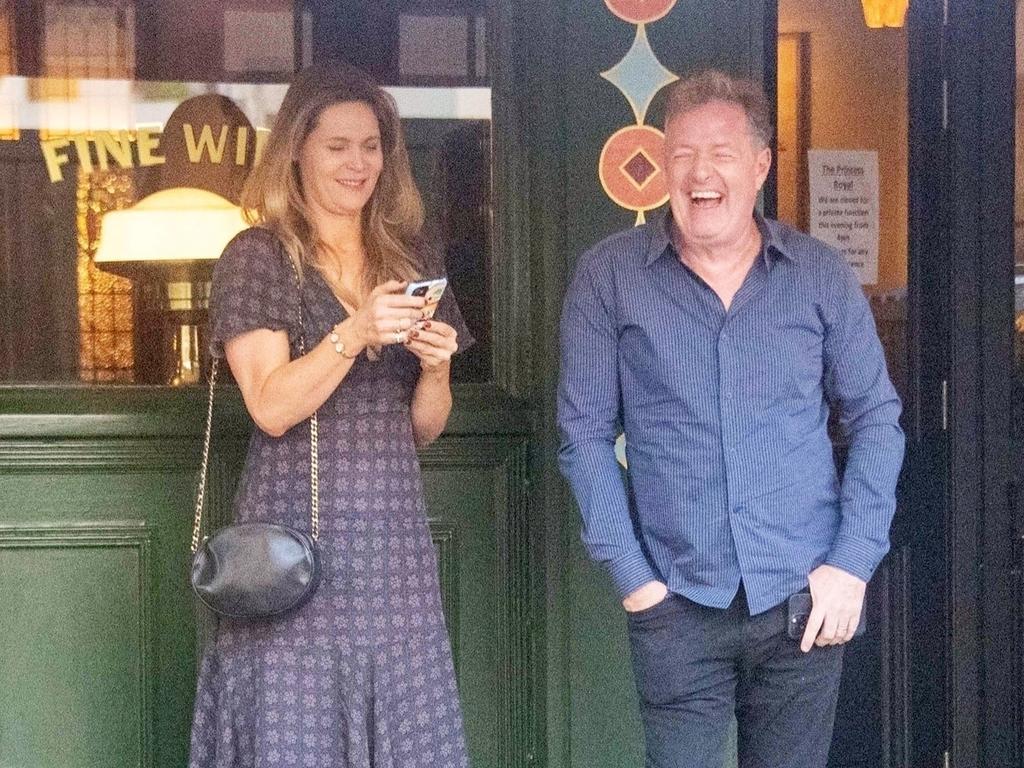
<box><xmin>824</xmin><ymin>533</ymin><xmax>885</xmax><ymax>583</ymax></box>
<box><xmin>607</xmin><ymin>549</ymin><xmax>659</xmax><ymax>599</ymax></box>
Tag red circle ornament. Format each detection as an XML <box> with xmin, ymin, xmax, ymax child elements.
<box><xmin>599</xmin><ymin>125</ymin><xmax>669</xmax><ymax>212</ymax></box>
<box><xmin>604</xmin><ymin>0</ymin><xmax>677</xmax><ymax>24</ymax></box>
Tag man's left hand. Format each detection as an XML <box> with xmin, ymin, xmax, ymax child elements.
<box><xmin>800</xmin><ymin>564</ymin><xmax>867</xmax><ymax>653</ymax></box>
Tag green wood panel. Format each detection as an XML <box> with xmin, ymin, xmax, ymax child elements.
<box><xmin>0</xmin><ymin>443</ymin><xmax>233</xmax><ymax>768</ymax></box>
<box><xmin>0</xmin><ymin>525</ymin><xmax>151</xmax><ymax>768</ymax></box>
<box><xmin>422</xmin><ymin>435</ymin><xmax>533</xmax><ymax>768</ymax></box>
<box><xmin>430</xmin><ymin>521</ymin><xmax>461</xmax><ymax>666</ymax></box>
<box><xmin>427</xmin><ymin>467</ymin><xmax>501</xmax><ymax>765</ymax></box>
<box><xmin>0</xmin><ymin>427</ymin><xmax>534</xmax><ymax>768</ymax></box>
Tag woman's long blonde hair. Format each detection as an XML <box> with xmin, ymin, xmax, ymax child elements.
<box><xmin>241</xmin><ymin>61</ymin><xmax>424</xmax><ymax>304</ymax></box>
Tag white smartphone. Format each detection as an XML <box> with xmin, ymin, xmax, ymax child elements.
<box><xmin>405</xmin><ymin>277</ymin><xmax>448</xmax><ymax>319</ymax></box>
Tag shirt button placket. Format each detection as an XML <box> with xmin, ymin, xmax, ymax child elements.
<box><xmin>718</xmin><ymin>322</ymin><xmax>738</xmax><ymax>480</ymax></box>
<box><xmin>717</xmin><ymin>322</ymin><xmax>745</xmax><ymax>592</ymax></box>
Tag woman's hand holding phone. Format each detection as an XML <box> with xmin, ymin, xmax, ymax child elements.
<box><xmin>339</xmin><ymin>277</ymin><xmax>454</xmax><ymax>367</ymax></box>
<box><xmin>405</xmin><ymin>277</ymin><xmax>448</xmax><ymax>319</ymax></box>
<box><xmin>403</xmin><ymin>277</ymin><xmax>455</xmax><ymax>371</ymax></box>
<box><xmin>347</xmin><ymin>280</ymin><xmax>427</xmax><ymax>350</ymax></box>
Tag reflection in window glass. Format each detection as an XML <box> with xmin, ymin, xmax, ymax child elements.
<box><xmin>42</xmin><ymin>3</ymin><xmax>135</xmax><ymax>80</ymax></box>
<box><xmin>0</xmin><ymin>2</ymin><xmax>493</xmax><ymax>385</ymax></box>
<box><xmin>222</xmin><ymin>8</ymin><xmax>296</xmax><ymax>79</ymax></box>
<box><xmin>78</xmin><ymin>169</ymin><xmax>136</xmax><ymax>383</ymax></box>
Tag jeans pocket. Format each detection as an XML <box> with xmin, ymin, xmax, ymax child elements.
<box><xmin>626</xmin><ymin>595</ymin><xmax>690</xmax><ymax>706</ymax></box>
<box><xmin>626</xmin><ymin>592</ymin><xmax>678</xmax><ymax>626</ymax></box>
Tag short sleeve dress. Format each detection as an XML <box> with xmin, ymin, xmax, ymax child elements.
<box><xmin>188</xmin><ymin>227</ymin><xmax>473</xmax><ymax>768</ymax></box>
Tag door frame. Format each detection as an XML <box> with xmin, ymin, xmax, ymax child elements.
<box><xmin>923</xmin><ymin>0</ymin><xmax>1021</xmax><ymax>766</ymax></box>
<box><xmin>905</xmin><ymin>1</ymin><xmax>953</xmax><ymax>766</ymax></box>
<box><xmin>947</xmin><ymin>1</ymin><xmax>1022</xmax><ymax>767</ymax></box>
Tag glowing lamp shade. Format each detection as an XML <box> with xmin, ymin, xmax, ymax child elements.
<box><xmin>95</xmin><ymin>187</ymin><xmax>248</xmax><ymax>268</ymax></box>
<box><xmin>861</xmin><ymin>0</ymin><xmax>909</xmax><ymax>28</ymax></box>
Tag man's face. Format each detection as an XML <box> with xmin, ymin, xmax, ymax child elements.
<box><xmin>664</xmin><ymin>100</ymin><xmax>771</xmax><ymax>252</ymax></box>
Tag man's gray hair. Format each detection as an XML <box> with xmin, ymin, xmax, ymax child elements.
<box><xmin>664</xmin><ymin>70</ymin><xmax>774</xmax><ymax>149</ymax></box>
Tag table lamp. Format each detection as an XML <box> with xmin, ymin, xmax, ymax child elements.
<box><xmin>92</xmin><ymin>94</ymin><xmax>256</xmax><ymax>385</ymax></box>
<box><xmin>93</xmin><ymin>186</ymin><xmax>248</xmax><ymax>384</ymax></box>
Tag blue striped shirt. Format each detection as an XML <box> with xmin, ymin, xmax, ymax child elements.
<box><xmin>557</xmin><ymin>213</ymin><xmax>905</xmax><ymax>615</ymax></box>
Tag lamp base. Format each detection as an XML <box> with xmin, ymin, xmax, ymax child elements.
<box><xmin>135</xmin><ymin>280</ymin><xmax>210</xmax><ymax>386</ymax></box>
<box><xmin>170</xmin><ymin>323</ymin><xmax>202</xmax><ymax>386</ymax></box>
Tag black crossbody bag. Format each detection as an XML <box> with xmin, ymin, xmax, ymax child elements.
<box><xmin>190</xmin><ymin>260</ymin><xmax>322</xmax><ymax>620</ymax></box>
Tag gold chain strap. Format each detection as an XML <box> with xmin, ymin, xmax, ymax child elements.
<box><xmin>309</xmin><ymin>403</ymin><xmax>320</xmax><ymax>540</ymax></box>
<box><xmin>190</xmin><ymin>357</ymin><xmax>219</xmax><ymax>554</ymax></box>
<box><xmin>291</xmin><ymin>260</ymin><xmax>320</xmax><ymax>543</ymax></box>
<box><xmin>190</xmin><ymin>254</ymin><xmax>320</xmax><ymax>553</ymax></box>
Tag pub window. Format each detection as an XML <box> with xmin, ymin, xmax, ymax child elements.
<box><xmin>0</xmin><ymin>0</ymin><xmax>492</xmax><ymax>385</ymax></box>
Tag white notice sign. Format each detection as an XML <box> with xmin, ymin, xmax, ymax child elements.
<box><xmin>807</xmin><ymin>149</ymin><xmax>879</xmax><ymax>284</ymax></box>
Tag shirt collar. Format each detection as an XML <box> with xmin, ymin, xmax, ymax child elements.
<box><xmin>644</xmin><ymin>209</ymin><xmax>795</xmax><ymax>269</ymax></box>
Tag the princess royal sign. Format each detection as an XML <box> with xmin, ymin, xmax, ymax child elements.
<box><xmin>807</xmin><ymin>149</ymin><xmax>880</xmax><ymax>285</ymax></box>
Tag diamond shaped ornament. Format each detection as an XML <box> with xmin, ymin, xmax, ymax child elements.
<box><xmin>601</xmin><ymin>24</ymin><xmax>678</xmax><ymax>125</ymax></box>
<box><xmin>621</xmin><ymin>149</ymin><xmax>658</xmax><ymax>189</ymax></box>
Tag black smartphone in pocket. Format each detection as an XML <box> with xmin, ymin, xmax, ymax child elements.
<box><xmin>786</xmin><ymin>592</ymin><xmax>867</xmax><ymax>640</ymax></box>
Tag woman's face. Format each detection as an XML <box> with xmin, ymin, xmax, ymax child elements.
<box><xmin>297</xmin><ymin>100</ymin><xmax>385</xmax><ymax>220</ymax></box>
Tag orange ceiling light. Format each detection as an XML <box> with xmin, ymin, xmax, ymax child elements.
<box><xmin>861</xmin><ymin>0</ymin><xmax>909</xmax><ymax>28</ymax></box>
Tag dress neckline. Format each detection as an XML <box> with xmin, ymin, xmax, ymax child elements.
<box><xmin>307</xmin><ymin>265</ymin><xmax>356</xmax><ymax>319</ymax></box>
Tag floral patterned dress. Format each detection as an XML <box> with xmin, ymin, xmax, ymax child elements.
<box><xmin>189</xmin><ymin>227</ymin><xmax>472</xmax><ymax>768</ymax></box>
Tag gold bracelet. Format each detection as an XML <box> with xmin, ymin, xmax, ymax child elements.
<box><xmin>328</xmin><ymin>324</ymin><xmax>360</xmax><ymax>359</ymax></box>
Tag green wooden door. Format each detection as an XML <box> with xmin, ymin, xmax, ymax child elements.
<box><xmin>541</xmin><ymin>3</ymin><xmax>771</xmax><ymax>767</ymax></box>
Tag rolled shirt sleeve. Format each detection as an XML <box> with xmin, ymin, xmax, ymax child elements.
<box><xmin>557</xmin><ymin>248</ymin><xmax>658</xmax><ymax>599</ymax></box>
<box><xmin>820</xmin><ymin>257</ymin><xmax>906</xmax><ymax>582</ymax></box>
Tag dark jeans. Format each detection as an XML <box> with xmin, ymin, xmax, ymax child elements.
<box><xmin>627</xmin><ymin>587</ymin><xmax>844</xmax><ymax>768</ymax></box>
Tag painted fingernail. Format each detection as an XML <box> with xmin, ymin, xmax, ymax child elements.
<box><xmin>422</xmin><ymin>321</ymin><xmax>431</xmax><ymax>329</ymax></box>
<box><xmin>410</xmin><ymin>330</ymin><xmax>419</xmax><ymax>338</ymax></box>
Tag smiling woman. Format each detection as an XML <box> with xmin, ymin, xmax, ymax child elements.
<box><xmin>240</xmin><ymin>67</ymin><xmax>425</xmax><ymax>315</ymax></box>
<box><xmin>0</xmin><ymin>5</ymin><xmax>516</xmax><ymax>766</ymax></box>
<box><xmin>300</xmin><ymin>101</ymin><xmax>384</xmax><ymax>217</ymax></box>
<box><xmin>188</xmin><ymin>60</ymin><xmax>475</xmax><ymax>768</ymax></box>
